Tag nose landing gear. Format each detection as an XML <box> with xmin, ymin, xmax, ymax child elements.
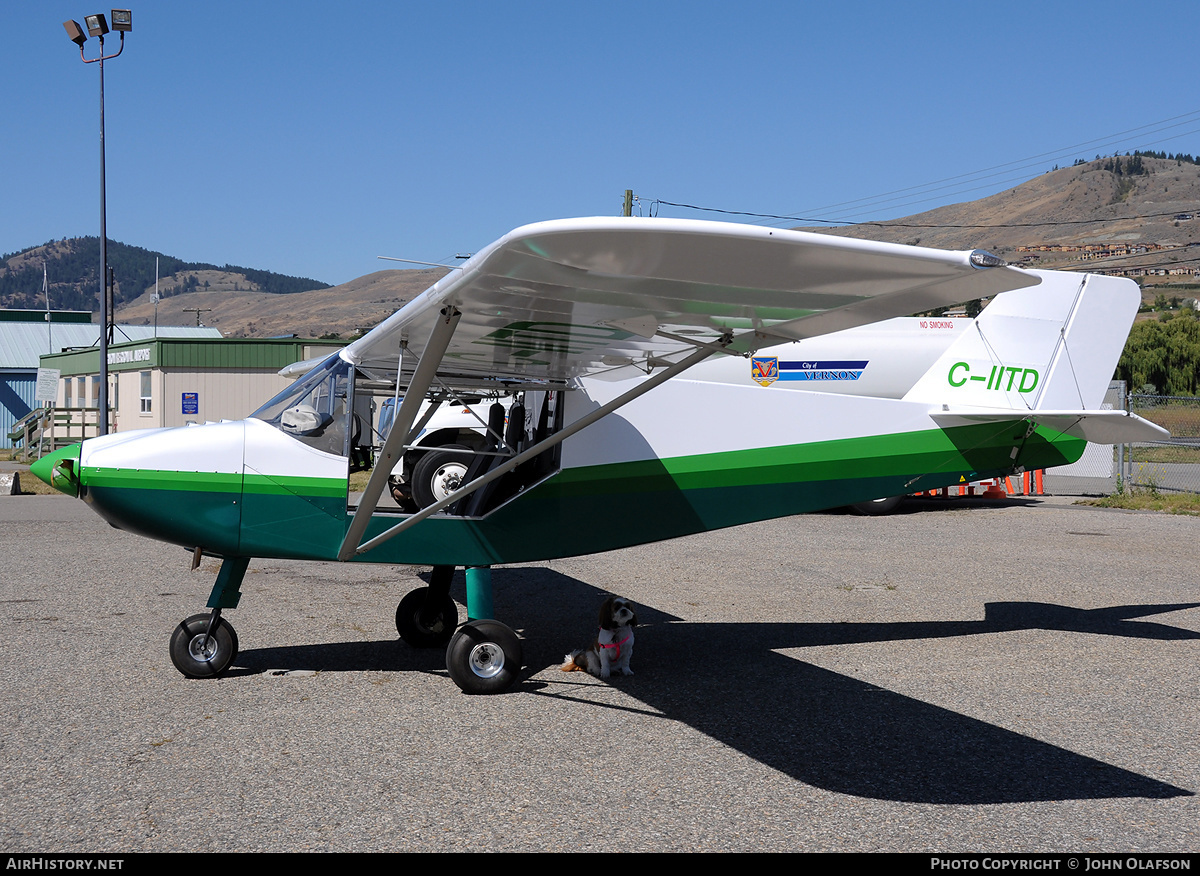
<box><xmin>168</xmin><ymin>555</ymin><xmax>246</xmax><ymax>679</ymax></box>
<box><xmin>170</xmin><ymin>610</ymin><xmax>239</xmax><ymax>678</ymax></box>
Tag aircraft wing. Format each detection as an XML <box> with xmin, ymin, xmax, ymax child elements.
<box><xmin>343</xmin><ymin>217</ymin><xmax>1039</xmax><ymax>387</ymax></box>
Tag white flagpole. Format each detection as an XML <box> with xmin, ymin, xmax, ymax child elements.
<box><xmin>44</xmin><ymin>261</ymin><xmax>51</xmax><ymax>355</ymax></box>
<box><xmin>153</xmin><ymin>256</ymin><xmax>159</xmax><ymax>337</ymax></box>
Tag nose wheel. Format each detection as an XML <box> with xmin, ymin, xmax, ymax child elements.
<box><xmin>169</xmin><ymin>611</ymin><xmax>239</xmax><ymax>678</ymax></box>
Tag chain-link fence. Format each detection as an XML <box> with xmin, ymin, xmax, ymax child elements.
<box><xmin>1043</xmin><ymin>381</ymin><xmax>1125</xmax><ymax>496</ymax></box>
<box><xmin>1045</xmin><ymin>382</ymin><xmax>1200</xmax><ymax>495</ymax></box>
<box><xmin>1123</xmin><ymin>392</ymin><xmax>1200</xmax><ymax>493</ymax></box>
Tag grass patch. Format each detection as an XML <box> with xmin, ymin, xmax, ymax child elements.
<box><xmin>1129</xmin><ymin>445</ymin><xmax>1200</xmax><ymax>464</ymax></box>
<box><xmin>1077</xmin><ymin>489</ymin><xmax>1200</xmax><ymax>515</ymax></box>
<box><xmin>15</xmin><ymin>475</ymin><xmax>59</xmax><ymax>496</ymax></box>
<box><xmin>1131</xmin><ymin>406</ymin><xmax>1200</xmax><ymax>436</ymax></box>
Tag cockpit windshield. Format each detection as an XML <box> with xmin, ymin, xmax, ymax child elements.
<box><xmin>251</xmin><ymin>353</ymin><xmax>351</xmax><ymax>457</ymax></box>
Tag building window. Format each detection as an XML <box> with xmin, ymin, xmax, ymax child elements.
<box><xmin>140</xmin><ymin>371</ymin><xmax>152</xmax><ymax>414</ymax></box>
<box><xmin>89</xmin><ymin>375</ymin><xmax>100</xmax><ymax>408</ymax></box>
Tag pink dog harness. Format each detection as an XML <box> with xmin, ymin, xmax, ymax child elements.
<box><xmin>600</xmin><ymin>633</ymin><xmax>631</xmax><ymax>661</ymax></box>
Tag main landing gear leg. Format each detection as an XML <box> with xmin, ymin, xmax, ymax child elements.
<box><xmin>445</xmin><ymin>565</ymin><xmax>522</xmax><ymax>695</ymax></box>
<box><xmin>169</xmin><ymin>556</ymin><xmax>247</xmax><ymax>678</ymax></box>
<box><xmin>465</xmin><ymin>565</ymin><xmax>493</xmax><ymax>621</ymax></box>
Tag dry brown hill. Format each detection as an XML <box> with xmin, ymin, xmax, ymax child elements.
<box><xmin>804</xmin><ymin>156</ymin><xmax>1200</xmax><ymax>258</ymax></box>
<box><xmin>116</xmin><ymin>267</ymin><xmax>448</xmax><ymax>338</ymax></box>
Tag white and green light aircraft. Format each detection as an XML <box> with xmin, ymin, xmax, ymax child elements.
<box><xmin>31</xmin><ymin>217</ymin><xmax>1168</xmax><ymax>694</ymax></box>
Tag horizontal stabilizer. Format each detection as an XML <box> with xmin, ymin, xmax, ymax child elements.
<box><xmin>931</xmin><ymin>408</ymin><xmax>1170</xmax><ymax>445</ymax></box>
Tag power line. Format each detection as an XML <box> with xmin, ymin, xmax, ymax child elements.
<box><xmin>649</xmin><ymin>110</ymin><xmax>1200</xmax><ymax>232</ymax></box>
<box><xmin>824</xmin><ymin>129</ymin><xmax>1200</xmax><ymax>222</ymax></box>
<box><xmin>650</xmin><ymin>201</ymin><xmax>1197</xmax><ymax>231</ymax></box>
<box><xmin>777</xmin><ymin>111</ymin><xmax>1200</xmax><ymax>222</ymax></box>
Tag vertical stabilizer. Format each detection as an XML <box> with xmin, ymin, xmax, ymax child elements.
<box><xmin>902</xmin><ymin>270</ymin><xmax>1140</xmax><ymax>412</ymax></box>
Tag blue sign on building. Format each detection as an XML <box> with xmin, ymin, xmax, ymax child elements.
<box><xmin>182</xmin><ymin>392</ymin><xmax>199</xmax><ymax>415</ymax></box>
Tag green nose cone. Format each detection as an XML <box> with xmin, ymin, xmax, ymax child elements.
<box><xmin>30</xmin><ymin>443</ymin><xmax>83</xmax><ymax>497</ymax></box>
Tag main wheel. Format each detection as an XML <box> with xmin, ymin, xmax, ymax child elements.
<box><xmin>851</xmin><ymin>495</ymin><xmax>903</xmax><ymax>516</ymax></box>
<box><xmin>445</xmin><ymin>620</ymin><xmax>522</xmax><ymax>695</ymax></box>
<box><xmin>169</xmin><ymin>613</ymin><xmax>238</xmax><ymax>678</ymax></box>
<box><xmin>411</xmin><ymin>445</ymin><xmax>472</xmax><ymax>509</ymax></box>
<box><xmin>395</xmin><ymin>587</ymin><xmax>459</xmax><ymax>647</ymax></box>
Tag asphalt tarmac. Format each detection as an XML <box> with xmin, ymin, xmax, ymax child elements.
<box><xmin>1</xmin><ymin>493</ymin><xmax>1197</xmax><ymax>853</ymax></box>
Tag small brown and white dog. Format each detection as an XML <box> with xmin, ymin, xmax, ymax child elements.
<box><xmin>561</xmin><ymin>596</ymin><xmax>637</xmax><ymax>678</ymax></box>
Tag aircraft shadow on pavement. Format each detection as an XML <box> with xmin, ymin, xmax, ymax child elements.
<box><xmin>237</xmin><ymin>567</ymin><xmax>1196</xmax><ymax>804</ymax></box>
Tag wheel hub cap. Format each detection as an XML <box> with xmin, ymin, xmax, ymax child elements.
<box><xmin>188</xmin><ymin>634</ymin><xmax>217</xmax><ymax>663</ymax></box>
<box><xmin>434</xmin><ymin>465</ymin><xmax>466</xmax><ymax>500</ymax></box>
<box><xmin>418</xmin><ymin>613</ymin><xmax>447</xmax><ymax>634</ymax></box>
<box><xmin>468</xmin><ymin>642</ymin><xmax>504</xmax><ymax>678</ymax></box>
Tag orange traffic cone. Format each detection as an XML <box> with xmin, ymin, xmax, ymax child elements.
<box><xmin>982</xmin><ymin>478</ymin><xmax>1008</xmax><ymax>499</ymax></box>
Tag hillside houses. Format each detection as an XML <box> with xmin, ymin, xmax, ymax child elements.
<box><xmin>1013</xmin><ymin>242</ymin><xmax>1199</xmax><ymax>278</ymax></box>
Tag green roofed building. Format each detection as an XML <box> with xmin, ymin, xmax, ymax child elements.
<box><xmin>1</xmin><ymin>311</ymin><xmax>222</xmax><ymax>449</ymax></box>
<box><xmin>40</xmin><ymin>337</ymin><xmax>343</xmax><ymax>433</ymax></box>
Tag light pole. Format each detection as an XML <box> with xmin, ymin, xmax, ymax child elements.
<box><xmin>63</xmin><ymin>10</ymin><xmax>132</xmax><ymax>436</ymax></box>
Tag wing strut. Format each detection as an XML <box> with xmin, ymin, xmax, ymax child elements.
<box><xmin>348</xmin><ymin>335</ymin><xmax>732</xmax><ymax>559</ymax></box>
<box><xmin>338</xmin><ymin>305</ymin><xmax>461</xmax><ymax>562</ymax></box>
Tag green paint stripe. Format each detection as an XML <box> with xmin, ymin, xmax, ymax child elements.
<box><xmin>555</xmin><ymin>424</ymin><xmax>994</xmax><ymax>488</ymax></box>
<box><xmin>84</xmin><ymin>467</ymin><xmax>346</xmax><ymax>498</ymax></box>
<box><xmin>85</xmin><ymin>469</ymin><xmax>242</xmax><ymax>492</ymax></box>
<box><xmin>243</xmin><ymin>473</ymin><xmax>346</xmax><ymax>498</ymax></box>
<box><xmin>551</xmin><ymin>423</ymin><xmax>1085</xmax><ymax>496</ymax></box>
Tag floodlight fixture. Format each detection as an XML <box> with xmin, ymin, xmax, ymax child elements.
<box><xmin>63</xmin><ymin>20</ymin><xmax>88</xmax><ymax>46</ymax></box>
<box><xmin>62</xmin><ymin>9</ymin><xmax>132</xmax><ymax>436</ymax></box>
<box><xmin>84</xmin><ymin>13</ymin><xmax>108</xmax><ymax>37</ymax></box>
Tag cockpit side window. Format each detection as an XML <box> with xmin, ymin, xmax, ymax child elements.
<box><xmin>251</xmin><ymin>354</ymin><xmax>351</xmax><ymax>457</ymax></box>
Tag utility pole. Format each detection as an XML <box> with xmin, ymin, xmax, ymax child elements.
<box><xmin>623</xmin><ymin>189</ymin><xmax>633</xmax><ymax>217</ymax></box>
<box><xmin>183</xmin><ymin>308</ymin><xmax>212</xmax><ymax>327</ymax></box>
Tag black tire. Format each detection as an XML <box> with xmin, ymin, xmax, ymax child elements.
<box><xmin>851</xmin><ymin>495</ymin><xmax>903</xmax><ymax>516</ymax></box>
<box><xmin>411</xmin><ymin>445</ymin><xmax>472</xmax><ymax>509</ymax></box>
<box><xmin>395</xmin><ymin>587</ymin><xmax>459</xmax><ymax>647</ymax></box>
<box><xmin>445</xmin><ymin>620</ymin><xmax>523</xmax><ymax>695</ymax></box>
<box><xmin>169</xmin><ymin>613</ymin><xmax>238</xmax><ymax>678</ymax></box>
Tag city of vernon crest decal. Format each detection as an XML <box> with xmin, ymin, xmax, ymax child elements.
<box><xmin>751</xmin><ymin>356</ymin><xmax>779</xmax><ymax>387</ymax></box>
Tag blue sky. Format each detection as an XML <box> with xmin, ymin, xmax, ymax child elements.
<box><xmin>6</xmin><ymin>1</ymin><xmax>1200</xmax><ymax>286</ymax></box>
